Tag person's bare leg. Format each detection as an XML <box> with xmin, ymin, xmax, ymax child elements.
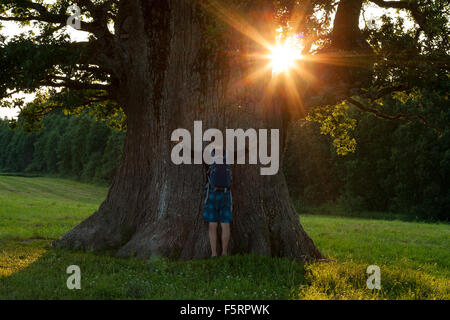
<box><xmin>208</xmin><ymin>222</ymin><xmax>218</xmax><ymax>257</ymax></box>
<box><xmin>221</xmin><ymin>223</ymin><xmax>230</xmax><ymax>256</ymax></box>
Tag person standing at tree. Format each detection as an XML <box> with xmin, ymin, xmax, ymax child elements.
<box><xmin>202</xmin><ymin>146</ymin><xmax>232</xmax><ymax>258</ymax></box>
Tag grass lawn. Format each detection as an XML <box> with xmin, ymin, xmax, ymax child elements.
<box><xmin>0</xmin><ymin>175</ymin><xmax>448</xmax><ymax>299</ymax></box>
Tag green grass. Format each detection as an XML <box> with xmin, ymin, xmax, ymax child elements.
<box><xmin>0</xmin><ymin>176</ymin><xmax>448</xmax><ymax>299</ymax></box>
<box><xmin>299</xmin><ymin>215</ymin><xmax>449</xmax><ymax>299</ymax></box>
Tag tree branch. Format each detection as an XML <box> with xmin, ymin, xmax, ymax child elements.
<box><xmin>369</xmin><ymin>0</ymin><xmax>427</xmax><ymax>30</ymax></box>
<box><xmin>43</xmin><ymin>76</ymin><xmax>111</xmax><ymax>91</ymax></box>
<box><xmin>360</xmin><ymin>85</ymin><xmax>407</xmax><ymax>100</ymax></box>
<box><xmin>370</xmin><ymin>0</ymin><xmax>416</xmax><ymax>10</ymax></box>
<box><xmin>347</xmin><ymin>97</ymin><xmax>442</xmax><ymax>137</ymax></box>
<box><xmin>0</xmin><ymin>0</ymin><xmax>110</xmax><ymax>37</ymax></box>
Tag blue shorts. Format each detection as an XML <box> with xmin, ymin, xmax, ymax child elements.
<box><xmin>202</xmin><ymin>187</ymin><xmax>232</xmax><ymax>224</ymax></box>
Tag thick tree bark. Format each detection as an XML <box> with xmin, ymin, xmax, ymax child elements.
<box><xmin>54</xmin><ymin>0</ymin><xmax>324</xmax><ymax>261</ymax></box>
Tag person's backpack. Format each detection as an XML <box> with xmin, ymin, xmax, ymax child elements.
<box><xmin>208</xmin><ymin>151</ymin><xmax>231</xmax><ymax>188</ymax></box>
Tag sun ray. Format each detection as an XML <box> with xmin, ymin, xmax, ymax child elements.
<box><xmin>200</xmin><ymin>1</ymin><xmax>321</xmax><ymax>114</ymax></box>
<box><xmin>269</xmin><ymin>42</ymin><xmax>303</xmax><ymax>74</ymax></box>
<box><xmin>230</xmin><ymin>63</ymin><xmax>273</xmax><ymax>91</ymax></box>
<box><xmin>201</xmin><ymin>0</ymin><xmax>274</xmax><ymax>51</ymax></box>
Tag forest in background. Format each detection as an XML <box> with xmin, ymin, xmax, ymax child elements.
<box><xmin>0</xmin><ymin>112</ymin><xmax>124</xmax><ymax>185</ymax></box>
<box><xmin>1</xmin><ymin>93</ymin><xmax>449</xmax><ymax>221</ymax></box>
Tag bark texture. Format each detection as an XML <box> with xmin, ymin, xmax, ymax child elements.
<box><xmin>54</xmin><ymin>0</ymin><xmax>324</xmax><ymax>261</ymax></box>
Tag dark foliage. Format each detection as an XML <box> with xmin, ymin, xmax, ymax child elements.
<box><xmin>285</xmin><ymin>89</ymin><xmax>450</xmax><ymax>221</ymax></box>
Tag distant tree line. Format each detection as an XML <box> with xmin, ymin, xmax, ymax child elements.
<box><xmin>0</xmin><ymin>94</ymin><xmax>448</xmax><ymax>220</ymax></box>
<box><xmin>0</xmin><ymin>111</ymin><xmax>124</xmax><ymax>184</ymax></box>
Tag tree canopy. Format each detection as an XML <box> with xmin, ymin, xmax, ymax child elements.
<box><xmin>0</xmin><ymin>0</ymin><xmax>448</xmax><ymax>136</ymax></box>
<box><xmin>1</xmin><ymin>2</ymin><xmax>448</xmax><ymax>219</ymax></box>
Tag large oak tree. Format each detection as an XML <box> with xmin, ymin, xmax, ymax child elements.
<box><xmin>0</xmin><ymin>0</ymin><xmax>447</xmax><ymax>260</ymax></box>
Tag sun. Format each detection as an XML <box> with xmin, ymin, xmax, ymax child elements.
<box><xmin>270</xmin><ymin>42</ymin><xmax>303</xmax><ymax>74</ymax></box>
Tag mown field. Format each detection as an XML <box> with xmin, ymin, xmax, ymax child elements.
<box><xmin>0</xmin><ymin>175</ymin><xmax>448</xmax><ymax>299</ymax></box>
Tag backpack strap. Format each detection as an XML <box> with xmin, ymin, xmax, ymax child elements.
<box><xmin>203</xmin><ymin>162</ymin><xmax>210</xmax><ymax>204</ymax></box>
<box><xmin>203</xmin><ymin>162</ymin><xmax>210</xmax><ymax>188</ymax></box>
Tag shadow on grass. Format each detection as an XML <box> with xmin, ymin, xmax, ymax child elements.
<box><xmin>0</xmin><ymin>241</ymin><xmax>306</xmax><ymax>300</ymax></box>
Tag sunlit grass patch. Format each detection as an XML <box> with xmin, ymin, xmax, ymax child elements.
<box><xmin>0</xmin><ymin>240</ymin><xmax>47</xmax><ymax>277</ymax></box>
<box><xmin>296</xmin><ymin>261</ymin><xmax>450</xmax><ymax>300</ymax></box>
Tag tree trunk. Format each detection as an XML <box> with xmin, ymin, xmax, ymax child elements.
<box><xmin>54</xmin><ymin>0</ymin><xmax>324</xmax><ymax>261</ymax></box>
